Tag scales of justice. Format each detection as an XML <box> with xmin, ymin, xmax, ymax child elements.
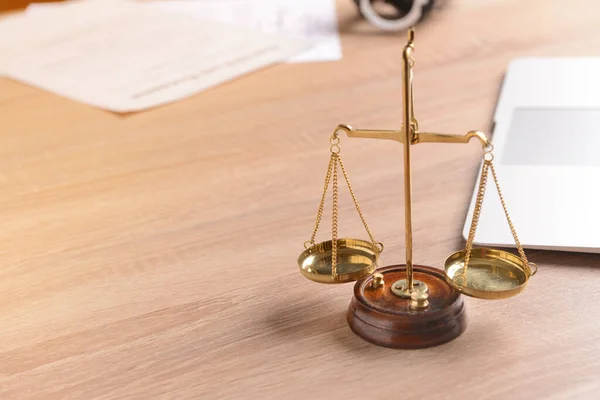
<box><xmin>297</xmin><ymin>29</ymin><xmax>538</xmax><ymax>349</ymax></box>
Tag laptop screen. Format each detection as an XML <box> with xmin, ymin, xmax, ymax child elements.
<box><xmin>502</xmin><ymin>108</ymin><xmax>600</xmax><ymax>166</ymax></box>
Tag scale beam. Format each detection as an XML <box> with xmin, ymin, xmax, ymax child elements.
<box><xmin>414</xmin><ymin>131</ymin><xmax>491</xmax><ymax>148</ymax></box>
<box><xmin>335</xmin><ymin>124</ymin><xmax>491</xmax><ymax>149</ymax></box>
<box><xmin>335</xmin><ymin>124</ymin><xmax>404</xmax><ymax>142</ymax></box>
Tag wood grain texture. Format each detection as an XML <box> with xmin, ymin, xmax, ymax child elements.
<box><xmin>1</xmin><ymin>0</ymin><xmax>600</xmax><ymax>399</ymax></box>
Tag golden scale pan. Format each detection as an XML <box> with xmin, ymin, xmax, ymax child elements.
<box><xmin>297</xmin><ymin>29</ymin><xmax>537</xmax><ymax>348</ymax></box>
<box><xmin>298</xmin><ymin>135</ymin><xmax>384</xmax><ymax>284</ymax></box>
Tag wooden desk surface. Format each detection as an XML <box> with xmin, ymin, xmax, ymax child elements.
<box><xmin>2</xmin><ymin>1</ymin><xmax>600</xmax><ymax>399</ymax></box>
<box><xmin>1</xmin><ymin>0</ymin><xmax>59</xmax><ymax>12</ymax></box>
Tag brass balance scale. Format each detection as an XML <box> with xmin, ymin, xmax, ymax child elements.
<box><xmin>297</xmin><ymin>29</ymin><xmax>538</xmax><ymax>349</ymax></box>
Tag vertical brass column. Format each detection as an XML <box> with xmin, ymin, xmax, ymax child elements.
<box><xmin>402</xmin><ymin>29</ymin><xmax>416</xmax><ymax>290</ymax></box>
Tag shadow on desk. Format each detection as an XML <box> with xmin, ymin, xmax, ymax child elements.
<box><xmin>263</xmin><ymin>293</ymin><xmax>347</xmax><ymax>341</ymax></box>
<box><xmin>262</xmin><ymin>285</ymin><xmax>508</xmax><ymax>359</ymax></box>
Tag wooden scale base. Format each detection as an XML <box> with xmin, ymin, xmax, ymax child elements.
<box><xmin>347</xmin><ymin>265</ymin><xmax>467</xmax><ymax>349</ymax></box>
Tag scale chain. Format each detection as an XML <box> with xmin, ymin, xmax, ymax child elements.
<box><xmin>305</xmin><ymin>133</ymin><xmax>383</xmax><ymax>280</ymax></box>
<box><xmin>331</xmin><ymin>155</ymin><xmax>339</xmax><ymax>278</ymax></box>
<box><xmin>308</xmin><ymin>155</ymin><xmax>335</xmax><ymax>247</ymax></box>
<box><xmin>463</xmin><ymin>160</ymin><xmax>489</xmax><ymax>269</ymax></box>
<box><xmin>488</xmin><ymin>162</ymin><xmax>530</xmax><ymax>267</ymax></box>
<box><xmin>338</xmin><ymin>156</ymin><xmax>380</xmax><ymax>248</ymax></box>
<box><xmin>464</xmin><ymin>154</ymin><xmax>533</xmax><ymax>274</ymax></box>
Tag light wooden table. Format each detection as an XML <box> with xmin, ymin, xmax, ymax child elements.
<box><xmin>2</xmin><ymin>1</ymin><xmax>600</xmax><ymax>399</ymax></box>
<box><xmin>1</xmin><ymin>0</ymin><xmax>58</xmax><ymax>12</ymax></box>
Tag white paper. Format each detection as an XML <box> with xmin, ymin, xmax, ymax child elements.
<box><xmin>0</xmin><ymin>14</ymin><xmax>32</xmax><ymax>76</ymax></box>
<box><xmin>4</xmin><ymin>1</ymin><xmax>313</xmax><ymax>112</ymax></box>
<box><xmin>27</xmin><ymin>0</ymin><xmax>343</xmax><ymax>64</ymax></box>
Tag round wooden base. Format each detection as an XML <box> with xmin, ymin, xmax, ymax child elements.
<box><xmin>347</xmin><ymin>264</ymin><xmax>467</xmax><ymax>349</ymax></box>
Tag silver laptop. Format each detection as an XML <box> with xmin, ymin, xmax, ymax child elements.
<box><xmin>463</xmin><ymin>57</ymin><xmax>600</xmax><ymax>254</ymax></box>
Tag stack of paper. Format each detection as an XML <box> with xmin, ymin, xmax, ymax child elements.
<box><xmin>145</xmin><ymin>0</ymin><xmax>342</xmax><ymax>64</ymax></box>
<box><xmin>0</xmin><ymin>0</ymin><xmax>342</xmax><ymax>112</ymax></box>
<box><xmin>27</xmin><ymin>0</ymin><xmax>343</xmax><ymax>64</ymax></box>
